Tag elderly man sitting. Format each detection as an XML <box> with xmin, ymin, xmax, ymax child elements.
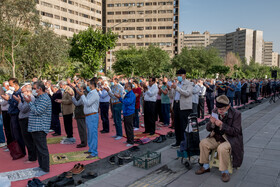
<box><xmin>195</xmin><ymin>95</ymin><xmax>244</xmax><ymax>183</ymax></box>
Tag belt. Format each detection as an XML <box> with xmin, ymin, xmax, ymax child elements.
<box><xmin>112</xmin><ymin>102</ymin><xmax>121</xmax><ymax>105</ymax></box>
<box><xmin>85</xmin><ymin>112</ymin><xmax>97</xmax><ymax>117</ymax></box>
<box><xmin>174</xmin><ymin>100</ymin><xmax>180</xmax><ymax>103</ymax></box>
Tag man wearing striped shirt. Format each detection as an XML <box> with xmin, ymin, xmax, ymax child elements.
<box><xmin>25</xmin><ymin>81</ymin><xmax>52</xmax><ymax>177</ymax></box>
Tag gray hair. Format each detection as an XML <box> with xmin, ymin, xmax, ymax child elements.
<box><xmin>59</xmin><ymin>80</ymin><xmax>67</xmax><ymax>85</ymax></box>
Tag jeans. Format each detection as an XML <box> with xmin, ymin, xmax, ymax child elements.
<box><xmin>32</xmin><ymin>131</ymin><xmax>49</xmax><ymax>172</ymax></box>
<box><xmin>133</xmin><ymin>108</ymin><xmax>140</xmax><ymax>128</ymax></box>
<box><xmin>51</xmin><ymin>114</ymin><xmax>61</xmax><ymax>135</ymax></box>
<box><xmin>0</xmin><ymin>114</ymin><xmax>5</xmax><ymax>143</ymax></box>
<box><xmin>100</xmin><ymin>102</ymin><xmax>110</xmax><ymax>132</ymax></box>
<box><xmin>112</xmin><ymin>103</ymin><xmax>123</xmax><ymax>137</ymax></box>
<box><xmin>161</xmin><ymin>103</ymin><xmax>170</xmax><ymax>125</ymax></box>
<box><xmin>85</xmin><ymin>113</ymin><xmax>99</xmax><ymax>156</ymax></box>
<box><xmin>228</xmin><ymin>97</ymin><xmax>234</xmax><ymax>107</ymax></box>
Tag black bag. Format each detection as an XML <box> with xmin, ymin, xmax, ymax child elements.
<box><xmin>7</xmin><ymin>141</ymin><xmax>25</xmax><ymax>160</ymax></box>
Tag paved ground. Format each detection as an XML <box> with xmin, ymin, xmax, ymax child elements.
<box><xmin>81</xmin><ymin>98</ymin><xmax>280</xmax><ymax>187</ymax></box>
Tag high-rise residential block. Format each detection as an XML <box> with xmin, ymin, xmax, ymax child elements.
<box><xmin>36</xmin><ymin>0</ymin><xmax>102</xmax><ymax>38</ymax></box>
<box><xmin>103</xmin><ymin>0</ymin><xmax>180</xmax><ymax>70</ymax></box>
<box><xmin>272</xmin><ymin>52</ymin><xmax>279</xmax><ymax>67</ymax></box>
<box><xmin>181</xmin><ymin>28</ymin><xmax>266</xmax><ymax>65</ymax></box>
<box><xmin>263</xmin><ymin>42</ymin><xmax>273</xmax><ymax>66</ymax></box>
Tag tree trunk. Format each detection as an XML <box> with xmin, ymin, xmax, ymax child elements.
<box><xmin>11</xmin><ymin>45</ymin><xmax>16</xmax><ymax>78</ymax></box>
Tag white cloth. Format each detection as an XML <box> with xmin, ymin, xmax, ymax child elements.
<box><xmin>199</xmin><ymin>84</ymin><xmax>206</xmax><ymax>96</ymax></box>
<box><xmin>144</xmin><ymin>83</ymin><xmax>158</xmax><ymax>102</ymax></box>
<box><xmin>174</xmin><ymin>82</ymin><xmax>182</xmax><ymax>101</ymax></box>
<box><xmin>81</xmin><ymin>89</ymin><xmax>99</xmax><ymax>115</ymax></box>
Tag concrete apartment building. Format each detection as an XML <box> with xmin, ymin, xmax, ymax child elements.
<box><xmin>183</xmin><ymin>31</ymin><xmax>226</xmax><ymax>57</ymax></box>
<box><xmin>263</xmin><ymin>42</ymin><xmax>273</xmax><ymax>66</ymax></box>
<box><xmin>272</xmin><ymin>52</ymin><xmax>279</xmax><ymax>67</ymax></box>
<box><xmin>102</xmin><ymin>0</ymin><xmax>180</xmax><ymax>70</ymax></box>
<box><xmin>36</xmin><ymin>0</ymin><xmax>102</xmax><ymax>38</ymax></box>
<box><xmin>181</xmin><ymin>28</ymin><xmax>265</xmax><ymax>65</ymax></box>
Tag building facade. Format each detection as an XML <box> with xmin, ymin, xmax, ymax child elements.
<box><xmin>36</xmin><ymin>0</ymin><xmax>102</xmax><ymax>38</ymax></box>
<box><xmin>181</xmin><ymin>28</ymin><xmax>266</xmax><ymax>65</ymax></box>
<box><xmin>263</xmin><ymin>42</ymin><xmax>273</xmax><ymax>66</ymax></box>
<box><xmin>103</xmin><ymin>0</ymin><xmax>180</xmax><ymax>70</ymax></box>
<box><xmin>272</xmin><ymin>52</ymin><xmax>279</xmax><ymax>67</ymax></box>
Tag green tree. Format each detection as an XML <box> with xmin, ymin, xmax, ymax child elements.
<box><xmin>206</xmin><ymin>65</ymin><xmax>230</xmax><ymax>78</ymax></box>
<box><xmin>69</xmin><ymin>28</ymin><xmax>118</xmax><ymax>79</ymax></box>
<box><xmin>0</xmin><ymin>0</ymin><xmax>39</xmax><ymax>78</ymax></box>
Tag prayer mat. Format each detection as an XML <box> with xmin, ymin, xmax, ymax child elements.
<box><xmin>123</xmin><ymin>131</ymin><xmax>160</xmax><ymax>140</ymax></box>
<box><xmin>47</xmin><ymin>136</ymin><xmax>66</xmax><ymax>144</ymax></box>
<box><xmin>0</xmin><ymin>168</ymin><xmax>37</xmax><ymax>182</ymax></box>
<box><xmin>50</xmin><ymin>151</ymin><xmax>100</xmax><ymax>165</ymax></box>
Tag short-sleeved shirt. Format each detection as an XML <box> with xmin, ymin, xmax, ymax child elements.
<box><xmin>161</xmin><ymin>85</ymin><xmax>170</xmax><ymax>104</ymax></box>
<box><xmin>132</xmin><ymin>87</ymin><xmax>141</xmax><ymax>109</ymax></box>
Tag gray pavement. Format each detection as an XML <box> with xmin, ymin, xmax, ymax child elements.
<box><xmin>81</xmin><ymin>98</ymin><xmax>280</xmax><ymax>187</ymax></box>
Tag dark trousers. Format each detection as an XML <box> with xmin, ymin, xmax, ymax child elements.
<box><xmin>144</xmin><ymin>101</ymin><xmax>156</xmax><ymax>134</ymax></box>
<box><xmin>63</xmin><ymin>114</ymin><xmax>73</xmax><ymax>138</ymax></box>
<box><xmin>10</xmin><ymin>114</ymin><xmax>26</xmax><ymax>155</ymax></box>
<box><xmin>161</xmin><ymin>103</ymin><xmax>170</xmax><ymax>125</ymax></box>
<box><xmin>76</xmin><ymin>118</ymin><xmax>87</xmax><ymax>145</ymax></box>
<box><xmin>156</xmin><ymin>99</ymin><xmax>163</xmax><ymax>122</ymax></box>
<box><xmin>19</xmin><ymin>118</ymin><xmax>37</xmax><ymax>161</ymax></box>
<box><xmin>192</xmin><ymin>103</ymin><xmax>198</xmax><ymax>116</ymax></box>
<box><xmin>251</xmin><ymin>92</ymin><xmax>257</xmax><ymax>101</ymax></box>
<box><xmin>51</xmin><ymin>114</ymin><xmax>61</xmax><ymax>135</ymax></box>
<box><xmin>235</xmin><ymin>91</ymin><xmax>241</xmax><ymax>106</ymax></box>
<box><xmin>100</xmin><ymin>102</ymin><xmax>110</xmax><ymax>132</ymax></box>
<box><xmin>31</xmin><ymin>131</ymin><xmax>49</xmax><ymax>172</ymax></box>
<box><xmin>133</xmin><ymin>108</ymin><xmax>140</xmax><ymax>128</ymax></box>
<box><xmin>173</xmin><ymin>101</ymin><xmax>192</xmax><ymax>145</ymax></box>
<box><xmin>241</xmin><ymin>93</ymin><xmax>247</xmax><ymax>105</ymax></box>
<box><xmin>198</xmin><ymin>97</ymin><xmax>205</xmax><ymax>119</ymax></box>
<box><xmin>206</xmin><ymin>97</ymin><xmax>214</xmax><ymax>114</ymax></box>
<box><xmin>228</xmin><ymin>97</ymin><xmax>234</xmax><ymax>107</ymax></box>
<box><xmin>124</xmin><ymin>114</ymin><xmax>134</xmax><ymax>144</ymax></box>
<box><xmin>2</xmin><ymin>111</ymin><xmax>13</xmax><ymax>145</ymax></box>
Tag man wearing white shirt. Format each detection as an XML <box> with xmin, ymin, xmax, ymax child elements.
<box><xmin>198</xmin><ymin>79</ymin><xmax>206</xmax><ymax>119</ymax></box>
<box><xmin>75</xmin><ymin>78</ymin><xmax>99</xmax><ymax>158</ymax></box>
<box><xmin>143</xmin><ymin>78</ymin><xmax>158</xmax><ymax>135</ymax></box>
<box><xmin>98</xmin><ymin>81</ymin><xmax>110</xmax><ymax>133</ymax></box>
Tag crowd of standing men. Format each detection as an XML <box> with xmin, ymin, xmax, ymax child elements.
<box><xmin>0</xmin><ymin>69</ymin><xmax>279</xmax><ymax>177</ymax></box>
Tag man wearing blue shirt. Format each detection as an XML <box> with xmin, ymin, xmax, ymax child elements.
<box><xmin>226</xmin><ymin>80</ymin><xmax>235</xmax><ymax>107</ymax></box>
<box><xmin>234</xmin><ymin>79</ymin><xmax>241</xmax><ymax>106</ymax></box>
<box><xmin>116</xmin><ymin>82</ymin><xmax>136</xmax><ymax>147</ymax></box>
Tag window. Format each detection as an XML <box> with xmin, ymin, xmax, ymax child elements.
<box><xmin>145</xmin><ymin>2</ymin><xmax>152</xmax><ymax>6</ymax></box>
<box><xmin>146</xmin><ymin>18</ymin><xmax>152</xmax><ymax>22</ymax></box>
<box><xmin>68</xmin><ymin>0</ymin><xmax>74</xmax><ymax>5</ymax></box>
<box><xmin>107</xmin><ymin>4</ymin><xmax>114</xmax><ymax>7</ymax></box>
<box><xmin>136</xmin><ymin>19</ymin><xmax>144</xmax><ymax>22</ymax></box>
<box><xmin>115</xmin><ymin>11</ymin><xmax>121</xmax><ymax>15</ymax></box>
<box><xmin>137</xmin><ymin>3</ymin><xmax>144</xmax><ymax>7</ymax></box>
<box><xmin>145</xmin><ymin>10</ymin><xmax>152</xmax><ymax>14</ymax></box>
<box><xmin>122</xmin><ymin>11</ymin><xmax>135</xmax><ymax>15</ymax></box>
<box><xmin>62</xmin><ymin>17</ymin><xmax>67</xmax><ymax>21</ymax></box>
<box><xmin>54</xmin><ymin>15</ymin><xmax>60</xmax><ymax>19</ymax></box>
<box><xmin>136</xmin><ymin>27</ymin><xmax>144</xmax><ymax>30</ymax></box>
<box><xmin>54</xmin><ymin>25</ymin><xmax>60</xmax><ymax>29</ymax></box>
<box><xmin>70</xmin><ymin>19</ymin><xmax>74</xmax><ymax>23</ymax></box>
<box><xmin>137</xmin><ymin>35</ymin><xmax>144</xmax><ymax>39</ymax></box>
<box><xmin>41</xmin><ymin>11</ymin><xmax>53</xmax><ymax>18</ymax></box>
<box><xmin>107</xmin><ymin>12</ymin><xmax>114</xmax><ymax>15</ymax></box>
<box><xmin>62</xmin><ymin>26</ymin><xmax>67</xmax><ymax>31</ymax></box>
<box><xmin>54</xmin><ymin>5</ymin><xmax>60</xmax><ymax>10</ymax></box>
<box><xmin>69</xmin><ymin>28</ymin><xmax>75</xmax><ymax>32</ymax></box>
<box><xmin>61</xmin><ymin>0</ymin><xmax>67</xmax><ymax>3</ymax></box>
<box><xmin>115</xmin><ymin>3</ymin><xmax>121</xmax><ymax>7</ymax></box>
<box><xmin>41</xmin><ymin>1</ymin><xmax>53</xmax><ymax>8</ymax></box>
<box><xmin>68</xmin><ymin>9</ymin><xmax>74</xmax><ymax>14</ymax></box>
<box><xmin>107</xmin><ymin>20</ymin><xmax>114</xmax><ymax>23</ymax></box>
<box><xmin>137</xmin><ymin>11</ymin><xmax>144</xmax><ymax>15</ymax></box>
<box><xmin>81</xmin><ymin>13</ymin><xmax>89</xmax><ymax>18</ymax></box>
<box><xmin>158</xmin><ymin>10</ymin><xmax>166</xmax><ymax>14</ymax></box>
<box><xmin>115</xmin><ymin>19</ymin><xmax>121</xmax><ymax>23</ymax></box>
<box><xmin>61</xmin><ymin>7</ymin><xmax>67</xmax><ymax>12</ymax></box>
<box><xmin>127</xmin><ymin>19</ymin><xmax>135</xmax><ymax>22</ymax></box>
<box><xmin>146</xmin><ymin>27</ymin><xmax>152</xmax><ymax>30</ymax></box>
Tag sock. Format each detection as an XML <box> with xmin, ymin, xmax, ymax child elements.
<box><xmin>221</xmin><ymin>170</ymin><xmax>229</xmax><ymax>174</ymax></box>
<box><xmin>203</xmin><ymin>164</ymin><xmax>209</xmax><ymax>170</ymax></box>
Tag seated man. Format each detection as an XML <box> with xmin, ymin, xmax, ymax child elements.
<box><xmin>195</xmin><ymin>95</ymin><xmax>244</xmax><ymax>182</ymax></box>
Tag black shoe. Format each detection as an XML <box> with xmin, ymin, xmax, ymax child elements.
<box><xmin>142</xmin><ymin>131</ymin><xmax>149</xmax><ymax>134</ymax></box>
<box><xmin>100</xmin><ymin>130</ymin><xmax>109</xmax><ymax>133</ymax></box>
<box><xmin>82</xmin><ymin>172</ymin><xmax>98</xmax><ymax>179</ymax></box>
<box><xmin>149</xmin><ymin>132</ymin><xmax>155</xmax><ymax>135</ymax></box>
<box><xmin>153</xmin><ymin>137</ymin><xmax>160</xmax><ymax>142</ymax></box>
<box><xmin>109</xmin><ymin>156</ymin><xmax>116</xmax><ymax>165</ymax></box>
<box><xmin>128</xmin><ymin>146</ymin><xmax>140</xmax><ymax>152</ymax></box>
<box><xmin>47</xmin><ymin>172</ymin><xmax>67</xmax><ymax>186</ymax></box>
<box><xmin>118</xmin><ymin>158</ymin><xmax>124</xmax><ymax>166</ymax></box>
<box><xmin>171</xmin><ymin>143</ymin><xmax>180</xmax><ymax>148</ymax></box>
<box><xmin>32</xmin><ymin>178</ymin><xmax>44</xmax><ymax>187</ymax></box>
<box><xmin>118</xmin><ymin>150</ymin><xmax>132</xmax><ymax>159</ymax></box>
<box><xmin>54</xmin><ymin>177</ymin><xmax>74</xmax><ymax>187</ymax></box>
<box><xmin>27</xmin><ymin>180</ymin><xmax>37</xmax><ymax>187</ymax></box>
<box><xmin>156</xmin><ymin>135</ymin><xmax>167</xmax><ymax>143</ymax></box>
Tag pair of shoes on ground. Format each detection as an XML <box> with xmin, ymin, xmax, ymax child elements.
<box><xmin>47</xmin><ymin>172</ymin><xmax>74</xmax><ymax>187</ymax></box>
<box><xmin>195</xmin><ymin>167</ymin><xmax>230</xmax><ymax>182</ymax></box>
<box><xmin>153</xmin><ymin>135</ymin><xmax>167</xmax><ymax>143</ymax></box>
<box><xmin>69</xmin><ymin>163</ymin><xmax>85</xmax><ymax>175</ymax></box>
<box><xmin>27</xmin><ymin>178</ymin><xmax>44</xmax><ymax>187</ymax></box>
<box><xmin>108</xmin><ymin>155</ymin><xmax>124</xmax><ymax>166</ymax></box>
<box><xmin>166</xmin><ymin>131</ymin><xmax>175</xmax><ymax>139</ymax></box>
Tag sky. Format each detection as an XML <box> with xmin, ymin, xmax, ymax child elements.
<box><xmin>180</xmin><ymin>0</ymin><xmax>280</xmax><ymax>53</ymax></box>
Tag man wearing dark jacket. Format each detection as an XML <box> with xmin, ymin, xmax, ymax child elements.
<box><xmin>195</xmin><ymin>95</ymin><xmax>244</xmax><ymax>183</ymax></box>
<box><xmin>50</xmin><ymin>85</ymin><xmax>62</xmax><ymax>136</ymax></box>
